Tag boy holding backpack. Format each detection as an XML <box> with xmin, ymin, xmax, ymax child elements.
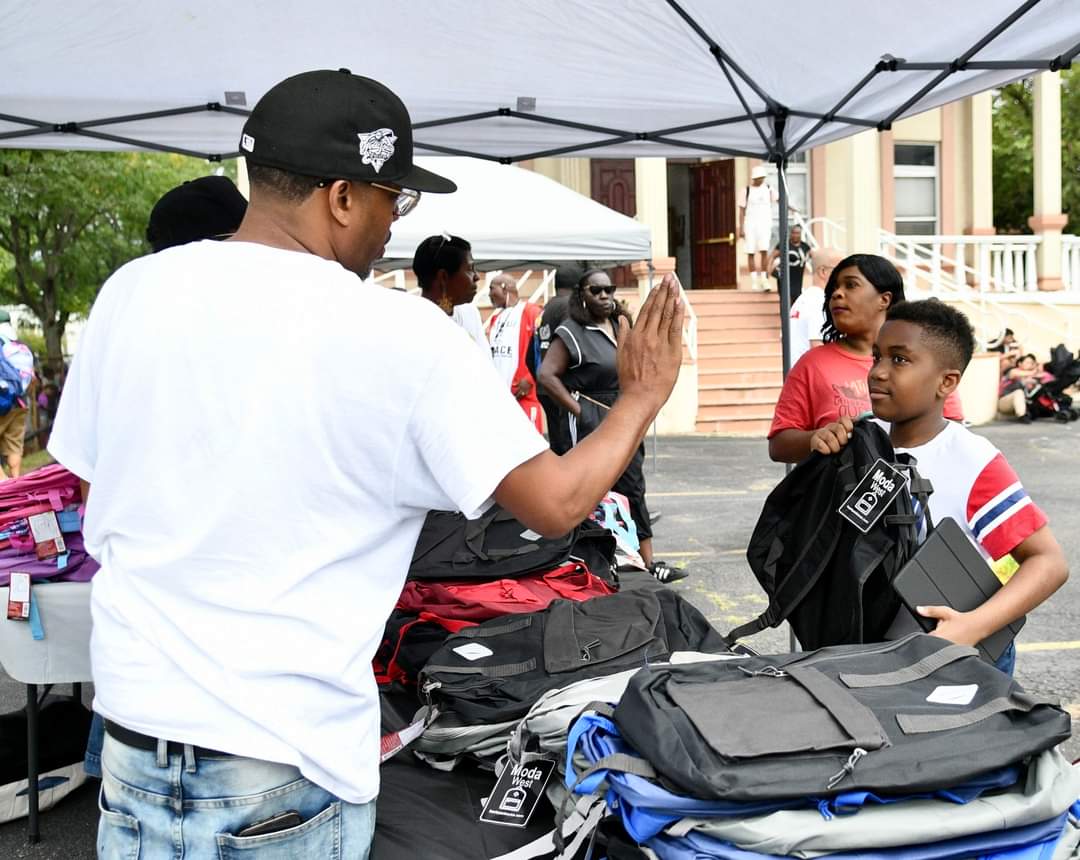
<box><xmin>809</xmin><ymin>300</ymin><xmax>1068</xmax><ymax>672</ymax></box>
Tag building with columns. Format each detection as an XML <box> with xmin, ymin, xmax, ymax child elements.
<box><xmin>525</xmin><ymin>72</ymin><xmax>1072</xmax><ymax>294</ymax></box>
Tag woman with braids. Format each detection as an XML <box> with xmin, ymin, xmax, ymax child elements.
<box><xmin>539</xmin><ymin>268</ymin><xmax>687</xmax><ymax>583</ymax></box>
<box><xmin>768</xmin><ymin>253</ymin><xmax>963</xmax><ymax>463</ymax></box>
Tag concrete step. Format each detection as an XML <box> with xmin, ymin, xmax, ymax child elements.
<box><xmin>693</xmin><ymin>310</ymin><xmax>783</xmax><ymax>326</ymax></box>
<box><xmin>697</xmin><ymin>403</ymin><xmax>778</xmax><ymax>420</ymax></box>
<box><xmin>698</xmin><ymin>385</ymin><xmax>783</xmax><ymax>407</ymax></box>
<box><xmin>699</xmin><ymin>369</ymin><xmax>783</xmax><ymax>386</ymax></box>
<box><xmin>687</xmin><ymin>290</ymin><xmax>780</xmax><ymax>304</ymax></box>
<box><xmin>700</xmin><ymin>341</ymin><xmax>783</xmax><ymax>359</ymax></box>
<box><xmin>698</xmin><ymin>328</ymin><xmax>781</xmax><ymax>345</ymax></box>
<box><xmin>697</xmin><ymin>355</ymin><xmax>783</xmax><ymax>372</ymax></box>
<box><xmin>694</xmin><ymin>417</ymin><xmax>774</xmax><ymax>436</ymax></box>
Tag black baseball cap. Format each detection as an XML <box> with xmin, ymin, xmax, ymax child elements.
<box><xmin>146</xmin><ymin>176</ymin><xmax>248</xmax><ymax>252</ymax></box>
<box><xmin>240</xmin><ymin>69</ymin><xmax>456</xmax><ymax>194</ymax></box>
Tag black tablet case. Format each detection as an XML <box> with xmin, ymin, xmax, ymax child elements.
<box><xmin>892</xmin><ymin>517</ymin><xmax>1024</xmax><ymax>663</ymax></box>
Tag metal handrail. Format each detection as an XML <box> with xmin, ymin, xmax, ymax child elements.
<box><xmin>877</xmin><ymin>228</ymin><xmax>1074</xmax><ymax>349</ymax></box>
<box><xmin>527</xmin><ymin>269</ymin><xmax>555</xmax><ymax>306</ymax></box>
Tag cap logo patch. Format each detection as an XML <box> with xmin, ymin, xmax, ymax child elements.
<box><xmin>240</xmin><ymin>133</ymin><xmax>255</xmax><ymax>152</ymax></box>
<box><xmin>357</xmin><ymin>128</ymin><xmax>397</xmax><ymax>173</ymax></box>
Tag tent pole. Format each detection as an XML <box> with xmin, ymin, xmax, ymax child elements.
<box><xmin>648</xmin><ymin>259</ymin><xmax>658</xmax><ymax>475</ymax></box>
<box><xmin>775</xmin><ymin>131</ymin><xmax>799</xmax><ymax>651</ymax></box>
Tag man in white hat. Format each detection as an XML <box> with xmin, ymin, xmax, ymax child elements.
<box><xmin>738</xmin><ymin>165</ymin><xmax>779</xmax><ymax>291</ymax></box>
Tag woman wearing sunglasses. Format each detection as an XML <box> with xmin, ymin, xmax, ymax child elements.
<box><xmin>538</xmin><ymin>269</ymin><xmax>687</xmax><ymax>583</ymax></box>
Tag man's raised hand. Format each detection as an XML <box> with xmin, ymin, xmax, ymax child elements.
<box><xmin>616</xmin><ymin>273</ymin><xmax>686</xmax><ymax>412</ymax></box>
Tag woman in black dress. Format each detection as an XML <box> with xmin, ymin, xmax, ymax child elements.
<box><xmin>538</xmin><ymin>268</ymin><xmax>686</xmax><ymax>583</ymax></box>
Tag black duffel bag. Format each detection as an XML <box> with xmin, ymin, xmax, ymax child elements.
<box><xmin>409</xmin><ymin>506</ymin><xmax>616</xmax><ymax>583</ymax></box>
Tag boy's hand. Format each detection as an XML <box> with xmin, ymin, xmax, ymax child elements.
<box><xmin>917</xmin><ymin>605</ymin><xmax>985</xmax><ymax>648</ymax></box>
<box><xmin>809</xmin><ymin>416</ymin><xmax>854</xmax><ymax>455</ymax></box>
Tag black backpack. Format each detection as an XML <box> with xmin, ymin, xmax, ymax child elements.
<box><xmin>727</xmin><ymin>420</ymin><xmax>932</xmax><ymax>650</ymax></box>
<box><xmin>613</xmin><ymin>633</ymin><xmax>1071</xmax><ymax>802</ymax></box>
<box><xmin>409</xmin><ymin>507</ymin><xmax>616</xmax><ymax>583</ymax></box>
<box><xmin>419</xmin><ymin>589</ymin><xmax>729</xmax><ymax>724</ymax></box>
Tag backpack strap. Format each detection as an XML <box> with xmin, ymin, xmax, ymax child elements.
<box><xmin>897</xmin><ymin>692</ymin><xmax>1060</xmax><ymax>734</ymax></box>
<box><xmin>839</xmin><ymin>642</ymin><xmax>978</xmax><ymax>688</ymax></box>
<box><xmin>420</xmin><ymin>659</ymin><xmax>537</xmax><ymax>679</ymax></box>
<box><xmin>724</xmin><ymin>502</ymin><xmax>844</xmax><ymax>646</ymax></box>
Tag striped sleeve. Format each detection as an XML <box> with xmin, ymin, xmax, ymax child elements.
<box><xmin>966</xmin><ymin>452</ymin><xmax>1048</xmax><ymax>560</ymax></box>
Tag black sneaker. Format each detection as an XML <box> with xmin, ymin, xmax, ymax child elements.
<box><xmin>649</xmin><ymin>561</ymin><xmax>688</xmax><ymax>583</ymax></box>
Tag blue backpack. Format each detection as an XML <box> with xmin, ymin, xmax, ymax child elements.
<box><xmin>0</xmin><ymin>339</ymin><xmax>31</xmax><ymax>416</ymax></box>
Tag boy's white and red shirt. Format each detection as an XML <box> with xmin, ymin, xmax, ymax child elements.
<box><xmin>890</xmin><ymin>420</ymin><xmax>1047</xmax><ymax>561</ymax></box>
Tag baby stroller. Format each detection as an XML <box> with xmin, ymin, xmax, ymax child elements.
<box><xmin>1026</xmin><ymin>344</ymin><xmax>1080</xmax><ymax>422</ymax></box>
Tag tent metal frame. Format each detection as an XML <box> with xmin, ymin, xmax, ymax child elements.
<box><xmin>2</xmin><ymin>0</ymin><xmax>1077</xmax><ymax>375</ymax></box>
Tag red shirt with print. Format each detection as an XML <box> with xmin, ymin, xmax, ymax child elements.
<box><xmin>769</xmin><ymin>342</ymin><xmax>964</xmax><ymax>439</ymax></box>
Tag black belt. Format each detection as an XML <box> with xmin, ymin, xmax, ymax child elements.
<box><xmin>104</xmin><ymin>720</ymin><xmax>236</xmax><ymax>759</ymax></box>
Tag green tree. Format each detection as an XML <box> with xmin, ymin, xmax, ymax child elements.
<box><xmin>0</xmin><ymin>150</ymin><xmax>234</xmax><ymax>373</ymax></box>
<box><xmin>992</xmin><ymin>69</ymin><xmax>1080</xmax><ymax>234</ymax></box>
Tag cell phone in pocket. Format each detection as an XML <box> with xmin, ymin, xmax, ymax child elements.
<box><xmin>235</xmin><ymin>810</ymin><xmax>303</xmax><ymax>838</ymax></box>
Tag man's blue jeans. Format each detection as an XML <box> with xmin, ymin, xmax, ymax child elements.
<box><xmin>97</xmin><ymin>732</ymin><xmax>375</xmax><ymax>859</ymax></box>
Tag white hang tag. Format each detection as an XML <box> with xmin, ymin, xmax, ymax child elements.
<box><xmin>453</xmin><ymin>643</ymin><xmax>494</xmax><ymax>661</ymax></box>
<box><xmin>926</xmin><ymin>684</ymin><xmax>978</xmax><ymax>706</ymax></box>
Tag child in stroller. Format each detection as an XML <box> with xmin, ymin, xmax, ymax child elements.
<box><xmin>1025</xmin><ymin>345</ymin><xmax>1080</xmax><ymax>422</ymax></box>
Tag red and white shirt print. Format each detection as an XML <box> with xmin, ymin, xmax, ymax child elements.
<box><xmin>890</xmin><ymin>421</ymin><xmax>1047</xmax><ymax>561</ymax></box>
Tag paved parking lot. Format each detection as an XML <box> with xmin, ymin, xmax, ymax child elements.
<box><xmin>1</xmin><ymin>422</ymin><xmax>1077</xmax><ymax>856</ymax></box>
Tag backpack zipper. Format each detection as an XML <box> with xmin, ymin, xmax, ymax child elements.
<box><xmin>826</xmin><ymin>747</ymin><xmax>867</xmax><ymax>789</ymax></box>
<box><xmin>580</xmin><ymin>638</ymin><xmax>602</xmax><ymax>662</ymax></box>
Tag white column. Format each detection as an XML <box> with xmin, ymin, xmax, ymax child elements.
<box><xmin>529</xmin><ymin>157</ymin><xmax>590</xmax><ymax>196</ymax></box>
<box><xmin>843</xmin><ymin>130</ymin><xmax>881</xmax><ymax>255</ymax></box>
<box><xmin>634</xmin><ymin>157</ymin><xmax>669</xmax><ymax>258</ymax></box>
<box><xmin>1028</xmin><ymin>71</ymin><xmax>1067</xmax><ymax>291</ymax></box>
<box><xmin>967</xmin><ymin>92</ymin><xmax>994</xmax><ymax>231</ymax></box>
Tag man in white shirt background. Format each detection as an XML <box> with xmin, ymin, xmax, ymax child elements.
<box><xmin>49</xmin><ymin>69</ymin><xmax>686</xmax><ymax>858</ymax></box>
<box><xmin>738</xmin><ymin>165</ymin><xmax>778</xmax><ymax>291</ymax></box>
<box><xmin>789</xmin><ymin>246</ymin><xmax>843</xmax><ymax>366</ymax></box>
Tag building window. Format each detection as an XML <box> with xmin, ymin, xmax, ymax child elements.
<box><xmin>764</xmin><ymin>152</ymin><xmax>810</xmax><ymax>227</ymax></box>
<box><xmin>893</xmin><ymin>143</ymin><xmax>938</xmax><ymax>235</ymax></box>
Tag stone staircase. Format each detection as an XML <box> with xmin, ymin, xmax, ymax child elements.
<box><xmin>688</xmin><ymin>290</ymin><xmax>783</xmax><ymax>435</ymax></box>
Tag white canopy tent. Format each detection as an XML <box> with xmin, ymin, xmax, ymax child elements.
<box><xmin>2</xmin><ymin>0</ymin><xmax>1076</xmax><ymax>161</ymax></box>
<box><xmin>377</xmin><ymin>157</ymin><xmax>651</xmax><ymax>269</ymax></box>
<box><xmin>3</xmin><ymin>0</ymin><xmax>1079</xmax><ymax>371</ymax></box>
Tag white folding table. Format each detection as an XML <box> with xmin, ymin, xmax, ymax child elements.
<box><xmin>0</xmin><ymin>581</ymin><xmax>93</xmax><ymax>843</ymax></box>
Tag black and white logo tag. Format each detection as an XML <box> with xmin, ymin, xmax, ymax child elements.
<box><xmin>838</xmin><ymin>459</ymin><xmax>906</xmax><ymax>534</ymax></box>
<box><xmin>480</xmin><ymin>758</ymin><xmax>555</xmax><ymax>828</ymax></box>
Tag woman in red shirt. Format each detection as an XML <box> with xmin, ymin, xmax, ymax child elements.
<box><xmin>769</xmin><ymin>254</ymin><xmax>963</xmax><ymax>462</ymax></box>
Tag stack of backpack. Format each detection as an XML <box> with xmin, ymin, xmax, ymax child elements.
<box><xmin>550</xmin><ymin>633</ymin><xmax>1080</xmax><ymax>859</ymax></box>
<box><xmin>412</xmin><ymin>589</ymin><xmax>729</xmax><ymax>771</ymax></box>
<box><xmin>0</xmin><ymin>465</ymin><xmax>98</xmax><ymax>587</ymax></box>
<box><xmin>0</xmin><ymin>465</ymin><xmax>97</xmax><ymax>824</ymax></box>
<box><xmin>374</xmin><ymin>506</ymin><xmax>618</xmax><ymax>691</ymax></box>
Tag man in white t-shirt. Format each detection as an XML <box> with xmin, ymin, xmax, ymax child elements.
<box><xmin>789</xmin><ymin>246</ymin><xmax>842</xmax><ymax>365</ymax></box>
<box><xmin>49</xmin><ymin>70</ymin><xmax>687</xmax><ymax>858</ymax></box>
<box><xmin>738</xmin><ymin>165</ymin><xmax>778</xmax><ymax>291</ymax></box>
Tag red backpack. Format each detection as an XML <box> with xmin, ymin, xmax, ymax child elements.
<box><xmin>395</xmin><ymin>562</ymin><xmax>615</xmax><ymax>622</ymax></box>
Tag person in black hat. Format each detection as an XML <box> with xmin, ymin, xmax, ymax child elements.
<box><xmin>51</xmin><ymin>69</ymin><xmax>686</xmax><ymax>860</ymax></box>
<box><xmin>145</xmin><ymin>175</ymin><xmax>248</xmax><ymax>252</ymax></box>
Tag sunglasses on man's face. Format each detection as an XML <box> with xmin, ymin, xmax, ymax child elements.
<box><xmin>588</xmin><ymin>284</ymin><xmax>617</xmax><ymax>296</ymax></box>
<box><xmin>314</xmin><ymin>179</ymin><xmax>421</xmax><ymax>217</ymax></box>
